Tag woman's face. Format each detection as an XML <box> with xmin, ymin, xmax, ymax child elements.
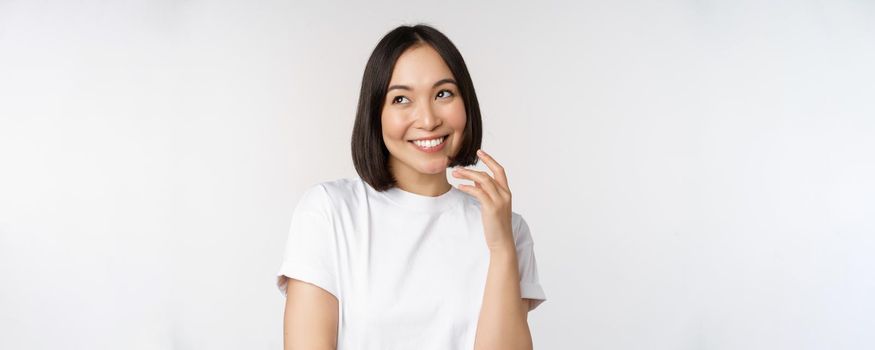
<box><xmin>381</xmin><ymin>44</ymin><xmax>467</xmax><ymax>177</ymax></box>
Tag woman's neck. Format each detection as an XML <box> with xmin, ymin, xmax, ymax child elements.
<box><xmin>388</xmin><ymin>158</ymin><xmax>452</xmax><ymax>197</ymax></box>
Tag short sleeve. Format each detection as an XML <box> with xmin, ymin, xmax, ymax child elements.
<box><xmin>513</xmin><ymin>214</ymin><xmax>547</xmax><ymax>311</ymax></box>
<box><xmin>275</xmin><ymin>184</ymin><xmax>340</xmax><ymax>300</ymax></box>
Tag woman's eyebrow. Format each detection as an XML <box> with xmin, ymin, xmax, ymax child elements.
<box><xmin>387</xmin><ymin>78</ymin><xmax>457</xmax><ymax>92</ymax></box>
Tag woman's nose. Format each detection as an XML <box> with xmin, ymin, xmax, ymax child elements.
<box><xmin>415</xmin><ymin>103</ymin><xmax>441</xmax><ymax>130</ymax></box>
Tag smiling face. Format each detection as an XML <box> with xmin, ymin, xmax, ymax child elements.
<box><xmin>381</xmin><ymin>44</ymin><xmax>467</xmax><ymax>178</ymax></box>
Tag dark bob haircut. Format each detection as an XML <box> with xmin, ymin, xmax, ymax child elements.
<box><xmin>351</xmin><ymin>24</ymin><xmax>483</xmax><ymax>192</ymax></box>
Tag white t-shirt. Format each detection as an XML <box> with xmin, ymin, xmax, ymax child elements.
<box><xmin>275</xmin><ymin>177</ymin><xmax>546</xmax><ymax>349</ymax></box>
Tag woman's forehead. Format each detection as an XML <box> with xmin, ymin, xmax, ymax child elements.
<box><xmin>388</xmin><ymin>45</ymin><xmax>454</xmax><ymax>87</ymax></box>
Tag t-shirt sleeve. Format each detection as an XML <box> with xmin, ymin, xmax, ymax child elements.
<box><xmin>275</xmin><ymin>184</ymin><xmax>340</xmax><ymax>300</ymax></box>
<box><xmin>514</xmin><ymin>214</ymin><xmax>547</xmax><ymax>311</ymax></box>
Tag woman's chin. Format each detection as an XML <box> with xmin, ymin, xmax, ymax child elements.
<box><xmin>418</xmin><ymin>157</ymin><xmax>450</xmax><ymax>174</ymax></box>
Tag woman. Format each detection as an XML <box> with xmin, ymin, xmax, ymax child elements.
<box><xmin>276</xmin><ymin>23</ymin><xmax>546</xmax><ymax>349</ymax></box>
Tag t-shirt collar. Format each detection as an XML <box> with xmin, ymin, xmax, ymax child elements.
<box><xmin>379</xmin><ymin>182</ymin><xmax>465</xmax><ymax>213</ymax></box>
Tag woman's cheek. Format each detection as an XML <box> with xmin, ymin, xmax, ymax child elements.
<box><xmin>381</xmin><ymin>113</ymin><xmax>406</xmax><ymax>140</ymax></box>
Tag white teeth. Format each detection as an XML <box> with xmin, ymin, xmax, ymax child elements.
<box><xmin>412</xmin><ymin>136</ymin><xmax>445</xmax><ymax>148</ymax></box>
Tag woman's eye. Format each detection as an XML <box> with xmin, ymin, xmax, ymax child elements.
<box><xmin>436</xmin><ymin>89</ymin><xmax>454</xmax><ymax>99</ymax></box>
<box><xmin>392</xmin><ymin>96</ymin><xmax>410</xmax><ymax>104</ymax></box>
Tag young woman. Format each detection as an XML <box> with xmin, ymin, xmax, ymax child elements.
<box><xmin>276</xmin><ymin>24</ymin><xmax>546</xmax><ymax>349</ymax></box>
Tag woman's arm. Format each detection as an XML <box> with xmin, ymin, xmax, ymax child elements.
<box><xmin>283</xmin><ymin>278</ymin><xmax>339</xmax><ymax>350</ymax></box>
<box><xmin>452</xmin><ymin>149</ymin><xmax>535</xmax><ymax>350</ymax></box>
<box><xmin>473</xmin><ymin>246</ymin><xmax>534</xmax><ymax>350</ymax></box>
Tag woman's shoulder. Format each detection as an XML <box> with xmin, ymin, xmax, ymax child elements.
<box><xmin>510</xmin><ymin>211</ymin><xmax>534</xmax><ymax>246</ymax></box>
<box><xmin>299</xmin><ymin>177</ymin><xmax>367</xmax><ymax>210</ymax></box>
<box><xmin>311</xmin><ymin>176</ymin><xmax>365</xmax><ymax>197</ymax></box>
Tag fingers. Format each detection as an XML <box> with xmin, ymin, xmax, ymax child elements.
<box><xmin>456</xmin><ymin>182</ymin><xmax>491</xmax><ymax>206</ymax></box>
<box><xmin>475</xmin><ymin>149</ymin><xmax>509</xmax><ymax>192</ymax></box>
<box><xmin>452</xmin><ymin>167</ymin><xmax>503</xmax><ymax>203</ymax></box>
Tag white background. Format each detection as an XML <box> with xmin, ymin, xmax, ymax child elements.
<box><xmin>1</xmin><ymin>0</ymin><xmax>873</xmax><ymax>349</ymax></box>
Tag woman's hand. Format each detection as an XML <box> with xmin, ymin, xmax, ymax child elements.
<box><xmin>451</xmin><ymin>149</ymin><xmax>515</xmax><ymax>253</ymax></box>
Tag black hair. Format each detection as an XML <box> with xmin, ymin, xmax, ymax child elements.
<box><xmin>351</xmin><ymin>23</ymin><xmax>483</xmax><ymax>192</ymax></box>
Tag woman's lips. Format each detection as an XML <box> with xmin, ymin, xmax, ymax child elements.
<box><xmin>408</xmin><ymin>136</ymin><xmax>447</xmax><ymax>153</ymax></box>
